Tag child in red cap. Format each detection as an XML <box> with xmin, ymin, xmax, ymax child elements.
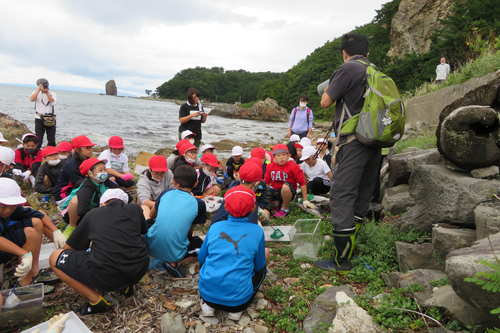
<box><xmin>171</xmin><ymin>142</ymin><xmax>198</xmax><ymax>172</ymax></box>
<box><xmin>264</xmin><ymin>144</ymin><xmax>315</xmax><ymax>218</ymax></box>
<box><xmin>192</xmin><ymin>153</ymin><xmax>221</xmax><ymax>197</ymax></box>
<box><xmin>34</xmin><ymin>146</ymin><xmax>64</xmax><ymax>195</ymax></box>
<box><xmin>198</xmin><ymin>185</ymin><xmax>268</xmax><ymax>320</ymax></box>
<box><xmin>98</xmin><ymin>136</ymin><xmax>136</xmax><ymax>191</ymax></box>
<box><xmin>167</xmin><ymin>139</ymin><xmax>202</xmax><ymax>170</ymax></box>
<box><xmin>13</xmin><ymin>134</ymin><xmax>42</xmax><ymax>187</ymax></box>
<box><xmin>56</xmin><ymin>141</ymin><xmax>73</xmax><ymax>162</ymax></box>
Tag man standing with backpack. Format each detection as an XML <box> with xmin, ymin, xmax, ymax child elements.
<box><xmin>314</xmin><ymin>33</ymin><xmax>382</xmax><ymax>272</ymax></box>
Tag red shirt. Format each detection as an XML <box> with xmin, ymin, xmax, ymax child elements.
<box><xmin>14</xmin><ymin>148</ymin><xmax>43</xmax><ymax>173</ymax></box>
<box><xmin>264</xmin><ymin>160</ymin><xmax>306</xmax><ymax>190</ymax></box>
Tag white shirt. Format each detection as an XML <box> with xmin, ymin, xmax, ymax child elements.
<box><xmin>98</xmin><ymin>149</ymin><xmax>129</xmax><ymax>172</ymax></box>
<box><xmin>436</xmin><ymin>63</ymin><xmax>450</xmax><ymax>80</ymax></box>
<box><xmin>300</xmin><ymin>159</ymin><xmax>331</xmax><ymax>186</ymax></box>
<box><xmin>32</xmin><ymin>91</ymin><xmax>57</xmax><ymax>118</ymax></box>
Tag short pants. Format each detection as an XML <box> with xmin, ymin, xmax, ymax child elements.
<box><xmin>55</xmin><ymin>249</ymin><xmax>99</xmax><ymax>290</ymax></box>
<box><xmin>266</xmin><ymin>182</ymin><xmax>297</xmax><ymax>204</ymax></box>
<box><xmin>0</xmin><ymin>219</ymin><xmax>34</xmax><ymax>264</ymax></box>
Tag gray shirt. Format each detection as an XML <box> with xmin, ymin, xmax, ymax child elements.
<box><xmin>137</xmin><ymin>170</ymin><xmax>175</xmax><ymax>204</ymax></box>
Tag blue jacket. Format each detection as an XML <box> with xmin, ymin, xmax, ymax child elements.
<box><xmin>198</xmin><ymin>215</ymin><xmax>266</xmax><ymax>307</ymax></box>
<box><xmin>0</xmin><ymin>206</ymin><xmax>44</xmax><ymax>235</ymax></box>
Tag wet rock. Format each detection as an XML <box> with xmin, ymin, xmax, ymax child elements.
<box><xmin>210</xmin><ymin>98</ymin><xmax>288</xmax><ymax>122</ymax></box>
<box><xmin>0</xmin><ymin>113</ymin><xmax>32</xmax><ymax>148</ymax></box>
<box><xmin>431</xmin><ymin>226</ymin><xmax>476</xmax><ymax>258</ymax></box>
<box><xmin>388</xmin><ymin>149</ymin><xmax>444</xmax><ymax>187</ymax></box>
<box><xmin>105</xmin><ymin>80</ymin><xmax>117</xmax><ymax>96</ymax></box>
<box><xmin>395</xmin><ymin>241</ymin><xmax>442</xmax><ymax>272</ymax></box>
<box><xmin>381</xmin><ymin>184</ymin><xmax>415</xmax><ymax>215</ymax></box>
<box><xmin>439</xmin><ymin>105</ymin><xmax>500</xmax><ymax>169</ymax></box>
<box><xmin>161</xmin><ymin>312</ymin><xmax>186</xmax><ymax>333</ymax></box>
<box><xmin>471</xmin><ymin>165</ymin><xmax>500</xmax><ymax>179</ymax></box>
<box><xmin>474</xmin><ymin>204</ymin><xmax>500</xmax><ymax>240</ymax></box>
<box><xmin>330</xmin><ymin>292</ymin><xmax>384</xmax><ymax>333</ymax></box>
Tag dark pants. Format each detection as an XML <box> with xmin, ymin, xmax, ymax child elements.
<box><xmin>291</xmin><ymin>130</ymin><xmax>308</xmax><ymax>139</ymax></box>
<box><xmin>35</xmin><ymin>118</ymin><xmax>56</xmax><ymax>148</ymax></box>
<box><xmin>330</xmin><ymin>140</ymin><xmax>381</xmax><ymax>231</ymax></box>
<box><xmin>371</xmin><ymin>155</ymin><xmax>386</xmax><ymax>204</ymax></box>
<box><xmin>307</xmin><ymin>177</ymin><xmax>330</xmax><ymax>195</ymax></box>
<box><xmin>203</xmin><ymin>266</ymin><xmax>267</xmax><ymax>312</ymax></box>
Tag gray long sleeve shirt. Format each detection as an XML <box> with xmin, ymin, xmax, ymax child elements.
<box><xmin>137</xmin><ymin>170</ymin><xmax>175</xmax><ymax>204</ymax></box>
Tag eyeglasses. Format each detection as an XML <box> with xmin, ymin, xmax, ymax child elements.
<box><xmin>81</xmin><ymin>146</ymin><xmax>93</xmax><ymax>150</ymax></box>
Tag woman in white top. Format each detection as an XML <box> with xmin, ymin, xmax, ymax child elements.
<box><xmin>300</xmin><ymin>146</ymin><xmax>332</xmax><ymax>195</ymax></box>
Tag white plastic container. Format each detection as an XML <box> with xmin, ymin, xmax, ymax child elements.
<box><xmin>1</xmin><ymin>283</ymin><xmax>44</xmax><ymax>331</ymax></box>
<box><xmin>21</xmin><ymin>311</ymin><xmax>92</xmax><ymax>333</ymax></box>
<box><xmin>39</xmin><ymin>243</ymin><xmax>57</xmax><ymax>269</ymax></box>
<box><xmin>288</xmin><ymin>219</ymin><xmax>322</xmax><ymax>260</ymax></box>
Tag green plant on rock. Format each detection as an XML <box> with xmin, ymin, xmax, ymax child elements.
<box><xmin>464</xmin><ymin>258</ymin><xmax>500</xmax><ymax>318</ymax></box>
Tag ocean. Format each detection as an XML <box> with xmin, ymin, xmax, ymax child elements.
<box><xmin>0</xmin><ymin>84</ymin><xmax>288</xmax><ymax>157</ymax></box>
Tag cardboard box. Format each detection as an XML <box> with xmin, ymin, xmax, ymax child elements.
<box><xmin>133</xmin><ymin>151</ymin><xmax>155</xmax><ymax>175</ymax></box>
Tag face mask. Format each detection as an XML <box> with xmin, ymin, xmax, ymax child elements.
<box><xmin>184</xmin><ymin>155</ymin><xmax>196</xmax><ymax>164</ymax></box>
<box><xmin>47</xmin><ymin>159</ymin><xmax>60</xmax><ymax>166</ymax></box>
<box><xmin>59</xmin><ymin>154</ymin><xmax>68</xmax><ymax>160</ymax></box>
<box><xmin>202</xmin><ymin>167</ymin><xmax>212</xmax><ymax>177</ymax></box>
<box><xmin>92</xmin><ymin>171</ymin><xmax>108</xmax><ymax>182</ymax></box>
<box><xmin>25</xmin><ymin>148</ymin><xmax>36</xmax><ymax>155</ymax></box>
<box><xmin>111</xmin><ymin>153</ymin><xmax>121</xmax><ymax>158</ymax></box>
<box><xmin>189</xmin><ymin>139</ymin><xmax>195</xmax><ymax>144</ymax></box>
<box><xmin>299</xmin><ymin>103</ymin><xmax>307</xmax><ymax>108</ymax></box>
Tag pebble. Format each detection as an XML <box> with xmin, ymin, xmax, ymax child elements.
<box><xmin>176</xmin><ymin>300</ymin><xmax>194</xmax><ymax>309</ymax></box>
<box><xmin>244</xmin><ymin>328</ymin><xmax>255</xmax><ymax>333</ymax></box>
<box><xmin>238</xmin><ymin>315</ymin><xmax>251</xmax><ymax>326</ymax></box>
<box><xmin>254</xmin><ymin>292</ymin><xmax>264</xmax><ymax>299</ymax></box>
<box><xmin>324</xmin><ymin>235</ymin><xmax>332</xmax><ymax>241</ymax></box>
<box><xmin>195</xmin><ymin>323</ymin><xmax>206</xmax><ymax>333</ymax></box>
<box><xmin>256</xmin><ymin>299</ymin><xmax>268</xmax><ymax>310</ymax></box>
<box><xmin>433</xmin><ymin>287</ymin><xmax>439</xmax><ymax>293</ymax></box>
<box><xmin>189</xmin><ymin>263</ymin><xmax>200</xmax><ymax>275</ymax></box>
<box><xmin>254</xmin><ymin>324</ymin><xmax>269</xmax><ymax>333</ymax></box>
<box><xmin>300</xmin><ymin>263</ymin><xmax>311</xmax><ymax>269</ymax></box>
<box><xmin>247</xmin><ymin>309</ymin><xmax>260</xmax><ymax>319</ymax></box>
<box><xmin>199</xmin><ymin>315</ymin><xmax>219</xmax><ymax>326</ymax></box>
<box><xmin>225</xmin><ymin>319</ymin><xmax>237</xmax><ymax>326</ymax></box>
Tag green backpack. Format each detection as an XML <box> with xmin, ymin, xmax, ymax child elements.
<box><xmin>336</xmin><ymin>60</ymin><xmax>406</xmax><ymax>148</ymax></box>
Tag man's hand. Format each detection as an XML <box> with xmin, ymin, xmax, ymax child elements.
<box><xmin>286</xmin><ymin>129</ymin><xmax>291</xmax><ymax>138</ymax></box>
<box><xmin>15</xmin><ymin>252</ymin><xmax>33</xmax><ymax>281</ymax></box>
<box><xmin>38</xmin><ymin>84</ymin><xmax>44</xmax><ymax>91</ymax></box>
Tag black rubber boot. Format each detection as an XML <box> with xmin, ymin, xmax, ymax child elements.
<box><xmin>314</xmin><ymin>231</ymin><xmax>356</xmax><ymax>272</ymax></box>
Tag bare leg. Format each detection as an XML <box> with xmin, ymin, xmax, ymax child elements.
<box><xmin>49</xmin><ymin>250</ymin><xmax>101</xmax><ymax>303</ymax></box>
<box><xmin>67</xmin><ymin>196</ymin><xmax>80</xmax><ymax>227</ymax></box>
<box><xmin>19</xmin><ymin>226</ymin><xmax>42</xmax><ymax>286</ymax></box>
<box><xmin>141</xmin><ymin>205</ymin><xmax>151</xmax><ymax>220</ymax></box>
<box><xmin>204</xmin><ymin>186</ymin><xmax>221</xmax><ymax>197</ymax></box>
<box><xmin>281</xmin><ymin>184</ymin><xmax>293</xmax><ymax>210</ymax></box>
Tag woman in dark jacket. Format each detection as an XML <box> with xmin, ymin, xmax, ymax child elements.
<box><xmin>178</xmin><ymin>88</ymin><xmax>208</xmax><ymax>147</ymax></box>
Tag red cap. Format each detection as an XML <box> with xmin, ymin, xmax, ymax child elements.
<box><xmin>72</xmin><ymin>135</ymin><xmax>97</xmax><ymax>150</ymax></box>
<box><xmin>79</xmin><ymin>158</ymin><xmax>106</xmax><ymax>176</ymax></box>
<box><xmin>109</xmin><ymin>136</ymin><xmax>124</xmax><ymax>149</ymax></box>
<box><xmin>224</xmin><ymin>185</ymin><xmax>256</xmax><ymax>217</ymax></box>
<box><xmin>175</xmin><ymin>139</ymin><xmax>190</xmax><ymax>151</ymax></box>
<box><xmin>148</xmin><ymin>155</ymin><xmax>168</xmax><ymax>172</ymax></box>
<box><xmin>57</xmin><ymin>141</ymin><xmax>72</xmax><ymax>152</ymax></box>
<box><xmin>42</xmin><ymin>146</ymin><xmax>59</xmax><ymax>158</ymax></box>
<box><xmin>246</xmin><ymin>157</ymin><xmax>264</xmax><ymax>167</ymax></box>
<box><xmin>251</xmin><ymin>147</ymin><xmax>266</xmax><ymax>159</ymax></box>
<box><xmin>239</xmin><ymin>161</ymin><xmax>262</xmax><ymax>183</ymax></box>
<box><xmin>179</xmin><ymin>142</ymin><xmax>197</xmax><ymax>156</ymax></box>
<box><xmin>201</xmin><ymin>153</ymin><xmax>220</xmax><ymax>168</ymax></box>
<box><xmin>294</xmin><ymin>143</ymin><xmax>304</xmax><ymax>149</ymax></box>
<box><xmin>273</xmin><ymin>144</ymin><xmax>289</xmax><ymax>155</ymax></box>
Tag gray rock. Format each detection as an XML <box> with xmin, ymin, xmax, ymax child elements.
<box><xmin>153</xmin><ymin>274</ymin><xmax>166</xmax><ymax>285</ymax></box>
<box><xmin>254</xmin><ymin>291</ymin><xmax>264</xmax><ymax>299</ymax></box>
<box><xmin>199</xmin><ymin>315</ymin><xmax>219</xmax><ymax>326</ymax></box>
<box><xmin>422</xmin><ymin>286</ymin><xmax>490</xmax><ymax>327</ymax></box>
<box><xmin>431</xmin><ymin>226</ymin><xmax>476</xmax><ymax>258</ymax></box>
<box><xmin>256</xmin><ymin>299</ymin><xmax>268</xmax><ymax>310</ymax></box>
<box><xmin>395</xmin><ymin>241</ymin><xmax>442</xmax><ymax>272</ymax></box>
<box><xmin>210</xmin><ymin>98</ymin><xmax>288</xmax><ymax>122</ymax></box>
<box><xmin>244</xmin><ymin>328</ymin><xmax>255</xmax><ymax>333</ymax></box>
<box><xmin>402</xmin><ymin>146</ymin><xmax>423</xmax><ymax>153</ymax></box>
<box><xmin>303</xmin><ymin>286</ymin><xmax>355</xmax><ymax>333</ymax></box>
<box><xmin>254</xmin><ymin>325</ymin><xmax>269</xmax><ymax>333</ymax></box>
<box><xmin>0</xmin><ymin>113</ymin><xmax>32</xmax><ymax>148</ymax></box>
<box><xmin>388</xmin><ymin>149</ymin><xmax>444</xmax><ymax>187</ymax></box>
<box><xmin>329</xmin><ymin>292</ymin><xmax>384</xmax><ymax>333</ymax></box>
<box><xmin>381</xmin><ymin>184</ymin><xmax>415</xmax><ymax>215</ymax></box>
<box><xmin>446</xmin><ymin>232</ymin><xmax>500</xmax><ymax>328</ymax></box>
<box><xmin>195</xmin><ymin>323</ymin><xmax>206</xmax><ymax>333</ymax></box>
<box><xmin>247</xmin><ymin>308</ymin><xmax>259</xmax><ymax>319</ymax></box>
<box><xmin>105</xmin><ymin>79</ymin><xmax>117</xmax><ymax>96</ymax></box>
<box><xmin>382</xmin><ymin>271</ymin><xmax>403</xmax><ymax>289</ymax></box>
<box><xmin>224</xmin><ymin>319</ymin><xmax>236</xmax><ymax>326</ymax></box>
<box><xmin>310</xmin><ymin>195</ymin><xmax>331</xmax><ymax>215</ymax></box>
<box><xmin>474</xmin><ymin>204</ymin><xmax>500</xmax><ymax>239</ymax></box>
<box><xmin>398</xmin><ymin>269</ymin><xmax>447</xmax><ymax>304</ymax></box>
<box><xmin>238</xmin><ymin>315</ymin><xmax>251</xmax><ymax>326</ymax></box>
<box><xmin>471</xmin><ymin>166</ymin><xmax>500</xmax><ymax>179</ymax></box>
<box><xmin>394</xmin><ymin>165</ymin><xmax>500</xmax><ymax>233</ymax></box>
<box><xmin>439</xmin><ymin>105</ymin><xmax>500</xmax><ymax>169</ymax></box>
<box><xmin>161</xmin><ymin>312</ymin><xmax>186</xmax><ymax>333</ymax></box>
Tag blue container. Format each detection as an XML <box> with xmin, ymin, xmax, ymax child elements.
<box><xmin>42</xmin><ymin>195</ymin><xmax>51</xmax><ymax>203</ymax></box>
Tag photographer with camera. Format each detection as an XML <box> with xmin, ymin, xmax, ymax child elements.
<box><xmin>30</xmin><ymin>78</ymin><xmax>57</xmax><ymax>148</ymax></box>
<box><xmin>178</xmin><ymin>88</ymin><xmax>207</xmax><ymax>148</ymax></box>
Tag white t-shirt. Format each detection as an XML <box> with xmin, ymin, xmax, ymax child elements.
<box><xmin>32</xmin><ymin>91</ymin><xmax>57</xmax><ymax>118</ymax></box>
<box><xmin>436</xmin><ymin>63</ymin><xmax>450</xmax><ymax>80</ymax></box>
<box><xmin>300</xmin><ymin>159</ymin><xmax>331</xmax><ymax>186</ymax></box>
<box><xmin>98</xmin><ymin>149</ymin><xmax>129</xmax><ymax>173</ymax></box>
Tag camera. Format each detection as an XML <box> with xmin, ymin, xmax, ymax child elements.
<box><xmin>43</xmin><ymin>83</ymin><xmax>48</xmax><ymax>89</ymax></box>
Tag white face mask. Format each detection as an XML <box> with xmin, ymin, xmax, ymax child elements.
<box><xmin>202</xmin><ymin>167</ymin><xmax>212</xmax><ymax>177</ymax></box>
<box><xmin>189</xmin><ymin>139</ymin><xmax>195</xmax><ymax>144</ymax></box>
<box><xmin>59</xmin><ymin>154</ymin><xmax>68</xmax><ymax>160</ymax></box>
<box><xmin>47</xmin><ymin>159</ymin><xmax>60</xmax><ymax>166</ymax></box>
<box><xmin>299</xmin><ymin>102</ymin><xmax>307</xmax><ymax>108</ymax></box>
<box><xmin>111</xmin><ymin>152</ymin><xmax>121</xmax><ymax>158</ymax></box>
<box><xmin>184</xmin><ymin>155</ymin><xmax>196</xmax><ymax>164</ymax></box>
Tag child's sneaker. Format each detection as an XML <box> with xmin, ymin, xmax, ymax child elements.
<box><xmin>273</xmin><ymin>209</ymin><xmax>289</xmax><ymax>218</ymax></box>
<box><xmin>272</xmin><ymin>205</ymin><xmax>281</xmax><ymax>214</ymax></box>
<box><xmin>228</xmin><ymin>311</ymin><xmax>242</xmax><ymax>321</ymax></box>
<box><xmin>120</xmin><ymin>285</ymin><xmax>134</xmax><ymax>297</ymax></box>
<box><xmin>162</xmin><ymin>261</ymin><xmax>185</xmax><ymax>278</ymax></box>
<box><xmin>200</xmin><ymin>299</ymin><xmax>215</xmax><ymax>317</ymax></box>
<box><xmin>62</xmin><ymin>225</ymin><xmax>75</xmax><ymax>239</ymax></box>
<box><xmin>80</xmin><ymin>297</ymin><xmax>112</xmax><ymax>315</ymax></box>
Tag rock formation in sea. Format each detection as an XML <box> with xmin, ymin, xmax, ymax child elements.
<box><xmin>105</xmin><ymin>80</ymin><xmax>117</xmax><ymax>96</ymax></box>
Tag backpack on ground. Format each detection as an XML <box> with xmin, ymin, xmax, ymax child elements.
<box><xmin>337</xmin><ymin>60</ymin><xmax>406</xmax><ymax>148</ymax></box>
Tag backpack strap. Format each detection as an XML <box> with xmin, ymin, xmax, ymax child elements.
<box><xmin>290</xmin><ymin>107</ymin><xmax>298</xmax><ymax>128</ymax></box>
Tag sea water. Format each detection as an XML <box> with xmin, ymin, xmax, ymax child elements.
<box><xmin>0</xmin><ymin>84</ymin><xmax>288</xmax><ymax>156</ymax></box>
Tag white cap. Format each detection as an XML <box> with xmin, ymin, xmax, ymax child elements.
<box><xmin>231</xmin><ymin>146</ymin><xmax>243</xmax><ymax>156</ymax></box>
<box><xmin>0</xmin><ymin>147</ymin><xmax>14</xmax><ymax>165</ymax></box>
<box><xmin>300</xmin><ymin>137</ymin><xmax>311</xmax><ymax>147</ymax></box>
<box><xmin>181</xmin><ymin>130</ymin><xmax>196</xmax><ymax>140</ymax></box>
<box><xmin>201</xmin><ymin>144</ymin><xmax>215</xmax><ymax>153</ymax></box>
<box><xmin>300</xmin><ymin>146</ymin><xmax>317</xmax><ymax>161</ymax></box>
<box><xmin>0</xmin><ymin>178</ymin><xmax>27</xmax><ymax>205</ymax></box>
<box><xmin>0</xmin><ymin>132</ymin><xmax>7</xmax><ymax>143</ymax></box>
<box><xmin>289</xmin><ymin>134</ymin><xmax>300</xmax><ymax>142</ymax></box>
<box><xmin>100</xmin><ymin>188</ymin><xmax>128</xmax><ymax>205</ymax></box>
<box><xmin>316</xmin><ymin>138</ymin><xmax>326</xmax><ymax>144</ymax></box>
<box><xmin>21</xmin><ymin>133</ymin><xmax>37</xmax><ymax>141</ymax></box>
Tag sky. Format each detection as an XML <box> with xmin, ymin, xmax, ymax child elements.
<box><xmin>0</xmin><ymin>0</ymin><xmax>389</xmax><ymax>96</ymax></box>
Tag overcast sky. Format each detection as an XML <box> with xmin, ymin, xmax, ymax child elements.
<box><xmin>0</xmin><ymin>0</ymin><xmax>389</xmax><ymax>96</ymax></box>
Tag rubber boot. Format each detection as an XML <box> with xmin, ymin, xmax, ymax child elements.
<box><xmin>354</xmin><ymin>215</ymin><xmax>365</xmax><ymax>238</ymax></box>
<box><xmin>314</xmin><ymin>231</ymin><xmax>356</xmax><ymax>272</ymax></box>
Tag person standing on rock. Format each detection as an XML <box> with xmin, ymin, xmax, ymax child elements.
<box><xmin>29</xmin><ymin>78</ymin><xmax>57</xmax><ymax>148</ymax></box>
<box><xmin>315</xmin><ymin>33</ymin><xmax>381</xmax><ymax>272</ymax></box>
<box><xmin>178</xmin><ymin>88</ymin><xmax>207</xmax><ymax>147</ymax></box>
<box><xmin>435</xmin><ymin>57</ymin><xmax>450</xmax><ymax>84</ymax></box>
<box><xmin>287</xmin><ymin>94</ymin><xmax>313</xmax><ymax>139</ymax></box>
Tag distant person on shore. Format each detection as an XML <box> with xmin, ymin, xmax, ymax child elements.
<box><xmin>178</xmin><ymin>88</ymin><xmax>207</xmax><ymax>147</ymax></box>
<box><xmin>435</xmin><ymin>57</ymin><xmax>450</xmax><ymax>84</ymax></box>
<box><xmin>287</xmin><ymin>94</ymin><xmax>313</xmax><ymax>139</ymax></box>
<box><xmin>226</xmin><ymin>146</ymin><xmax>245</xmax><ymax>180</ymax></box>
<box><xmin>98</xmin><ymin>136</ymin><xmax>136</xmax><ymax>191</ymax></box>
<box><xmin>29</xmin><ymin>78</ymin><xmax>57</xmax><ymax>148</ymax></box>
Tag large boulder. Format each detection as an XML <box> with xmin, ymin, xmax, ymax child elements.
<box><xmin>474</xmin><ymin>203</ymin><xmax>500</xmax><ymax>240</ymax></box>
<box><xmin>210</xmin><ymin>98</ymin><xmax>288</xmax><ymax>122</ymax></box>
<box><xmin>387</xmin><ymin>149</ymin><xmax>444</xmax><ymax>187</ymax></box>
<box><xmin>381</xmin><ymin>184</ymin><xmax>415</xmax><ymax>215</ymax></box>
<box><xmin>393</xmin><ymin>165</ymin><xmax>500</xmax><ymax>233</ymax></box>
<box><xmin>0</xmin><ymin>113</ymin><xmax>32</xmax><ymax>148</ymax></box>
<box><xmin>431</xmin><ymin>226</ymin><xmax>476</xmax><ymax>259</ymax></box>
<box><xmin>105</xmin><ymin>80</ymin><xmax>117</xmax><ymax>96</ymax></box>
<box><xmin>445</xmin><ymin>233</ymin><xmax>500</xmax><ymax>328</ymax></box>
<box><xmin>439</xmin><ymin>105</ymin><xmax>500</xmax><ymax>169</ymax></box>
<box><xmin>395</xmin><ymin>242</ymin><xmax>442</xmax><ymax>272</ymax></box>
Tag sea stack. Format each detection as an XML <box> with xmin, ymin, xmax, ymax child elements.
<box><xmin>105</xmin><ymin>80</ymin><xmax>117</xmax><ymax>96</ymax></box>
